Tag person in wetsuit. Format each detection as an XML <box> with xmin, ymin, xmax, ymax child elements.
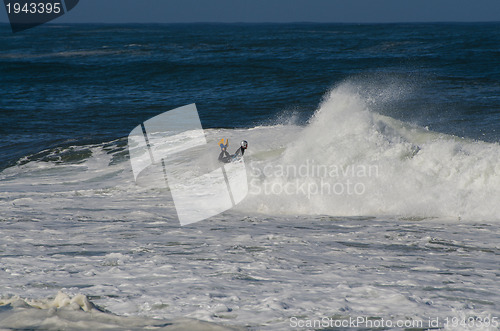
<box><xmin>218</xmin><ymin>140</ymin><xmax>248</xmax><ymax>163</ymax></box>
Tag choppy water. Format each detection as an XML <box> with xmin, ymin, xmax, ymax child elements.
<box><xmin>1</xmin><ymin>23</ymin><xmax>499</xmax><ymax>330</ymax></box>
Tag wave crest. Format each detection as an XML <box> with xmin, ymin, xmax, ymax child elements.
<box><xmin>243</xmin><ymin>83</ymin><xmax>500</xmax><ymax>221</ymax></box>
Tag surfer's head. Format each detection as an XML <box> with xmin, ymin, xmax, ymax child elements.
<box><xmin>241</xmin><ymin>140</ymin><xmax>248</xmax><ymax>149</ymax></box>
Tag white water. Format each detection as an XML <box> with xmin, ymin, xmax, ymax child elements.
<box><xmin>242</xmin><ymin>83</ymin><xmax>500</xmax><ymax>220</ymax></box>
<box><xmin>1</xmin><ymin>84</ymin><xmax>499</xmax><ymax>329</ymax></box>
<box><xmin>0</xmin><ymin>292</ymin><xmax>236</xmax><ymax>330</ymax></box>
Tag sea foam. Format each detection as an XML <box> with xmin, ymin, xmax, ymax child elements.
<box><xmin>242</xmin><ymin>82</ymin><xmax>500</xmax><ymax>221</ymax></box>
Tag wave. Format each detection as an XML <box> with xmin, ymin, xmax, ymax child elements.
<box><xmin>2</xmin><ymin>82</ymin><xmax>499</xmax><ymax>222</ymax></box>
<box><xmin>242</xmin><ymin>82</ymin><xmax>500</xmax><ymax>221</ymax></box>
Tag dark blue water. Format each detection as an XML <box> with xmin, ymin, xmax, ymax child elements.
<box><xmin>1</xmin><ymin>22</ymin><xmax>499</xmax><ymax>169</ymax></box>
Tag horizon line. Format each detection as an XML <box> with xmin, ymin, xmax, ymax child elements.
<box><xmin>1</xmin><ymin>20</ymin><xmax>500</xmax><ymax>25</ymax></box>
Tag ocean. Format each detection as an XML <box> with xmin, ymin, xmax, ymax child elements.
<box><xmin>0</xmin><ymin>23</ymin><xmax>499</xmax><ymax>330</ymax></box>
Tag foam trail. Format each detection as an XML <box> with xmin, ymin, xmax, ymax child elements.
<box><xmin>243</xmin><ymin>83</ymin><xmax>500</xmax><ymax>221</ymax></box>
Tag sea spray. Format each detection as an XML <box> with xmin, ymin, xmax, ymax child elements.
<box><xmin>243</xmin><ymin>83</ymin><xmax>500</xmax><ymax>220</ymax></box>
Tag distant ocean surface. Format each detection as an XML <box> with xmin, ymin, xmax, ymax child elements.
<box><xmin>1</xmin><ymin>23</ymin><xmax>499</xmax><ymax>167</ymax></box>
<box><xmin>1</xmin><ymin>23</ymin><xmax>499</xmax><ymax>330</ymax></box>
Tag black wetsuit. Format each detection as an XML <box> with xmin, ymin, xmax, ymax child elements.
<box><xmin>218</xmin><ymin>147</ymin><xmax>245</xmax><ymax>163</ymax></box>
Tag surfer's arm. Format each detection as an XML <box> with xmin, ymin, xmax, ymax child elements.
<box><xmin>234</xmin><ymin>147</ymin><xmax>244</xmax><ymax>157</ymax></box>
